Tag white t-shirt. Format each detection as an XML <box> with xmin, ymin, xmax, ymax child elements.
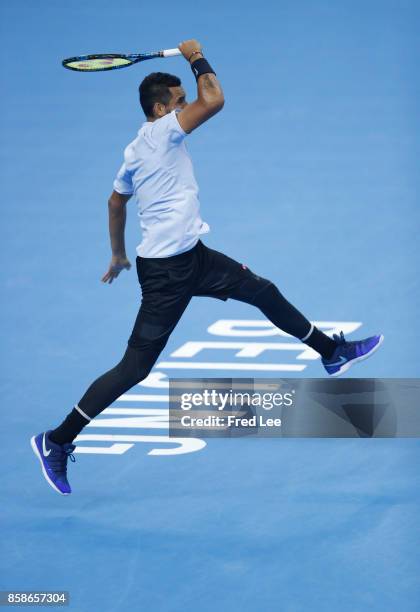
<box><xmin>113</xmin><ymin>109</ymin><xmax>210</xmax><ymax>258</ymax></box>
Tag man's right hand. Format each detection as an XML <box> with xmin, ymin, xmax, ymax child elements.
<box><xmin>178</xmin><ymin>39</ymin><xmax>203</xmax><ymax>63</ymax></box>
<box><xmin>176</xmin><ymin>39</ymin><xmax>224</xmax><ymax>135</ymax></box>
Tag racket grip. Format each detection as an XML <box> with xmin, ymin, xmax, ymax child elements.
<box><xmin>162</xmin><ymin>48</ymin><xmax>182</xmax><ymax>58</ymax></box>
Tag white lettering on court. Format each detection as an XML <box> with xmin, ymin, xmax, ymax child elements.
<box><xmin>74</xmin><ymin>319</ymin><xmax>362</xmax><ymax>457</ymax></box>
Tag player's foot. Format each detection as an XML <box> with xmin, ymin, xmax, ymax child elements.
<box><xmin>322</xmin><ymin>331</ymin><xmax>384</xmax><ymax>376</ymax></box>
<box><xmin>30</xmin><ymin>431</ymin><xmax>76</xmax><ymax>495</ymax></box>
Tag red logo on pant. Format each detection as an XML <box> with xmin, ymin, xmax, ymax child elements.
<box><xmin>241</xmin><ymin>264</ymin><xmax>248</xmax><ymax>270</ymax></box>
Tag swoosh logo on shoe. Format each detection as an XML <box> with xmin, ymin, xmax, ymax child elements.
<box><xmin>42</xmin><ymin>433</ymin><xmax>51</xmax><ymax>457</ymax></box>
<box><xmin>327</xmin><ymin>355</ymin><xmax>347</xmax><ymax>367</ymax></box>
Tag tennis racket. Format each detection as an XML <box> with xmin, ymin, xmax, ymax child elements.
<box><xmin>62</xmin><ymin>48</ymin><xmax>182</xmax><ymax>72</ymax></box>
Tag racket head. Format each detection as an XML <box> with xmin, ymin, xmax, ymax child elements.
<box><xmin>62</xmin><ymin>54</ymin><xmax>144</xmax><ymax>72</ymax></box>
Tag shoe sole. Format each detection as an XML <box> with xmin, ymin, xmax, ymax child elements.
<box><xmin>30</xmin><ymin>436</ymin><xmax>70</xmax><ymax>496</ymax></box>
<box><xmin>329</xmin><ymin>334</ymin><xmax>384</xmax><ymax>377</ymax></box>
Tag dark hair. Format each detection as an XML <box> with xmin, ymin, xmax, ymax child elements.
<box><xmin>139</xmin><ymin>72</ymin><xmax>181</xmax><ymax>118</ymax></box>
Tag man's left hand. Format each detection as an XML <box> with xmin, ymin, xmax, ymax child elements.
<box><xmin>101</xmin><ymin>255</ymin><xmax>132</xmax><ymax>284</ymax></box>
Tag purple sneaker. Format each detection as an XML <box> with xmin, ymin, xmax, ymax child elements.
<box><xmin>322</xmin><ymin>331</ymin><xmax>384</xmax><ymax>376</ymax></box>
<box><xmin>30</xmin><ymin>431</ymin><xmax>76</xmax><ymax>495</ymax></box>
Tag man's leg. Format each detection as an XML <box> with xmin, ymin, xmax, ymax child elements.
<box><xmin>215</xmin><ymin>258</ymin><xmax>383</xmax><ymax>375</ymax></box>
<box><xmin>49</xmin><ymin>297</ymin><xmax>191</xmax><ymax>445</ymax></box>
<box><xmin>193</xmin><ymin>242</ymin><xmax>337</xmax><ymax>359</ymax></box>
<box><xmin>230</xmin><ymin>278</ymin><xmax>337</xmax><ymax>359</ymax></box>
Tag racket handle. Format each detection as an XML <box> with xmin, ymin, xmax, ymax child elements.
<box><xmin>162</xmin><ymin>48</ymin><xmax>182</xmax><ymax>58</ymax></box>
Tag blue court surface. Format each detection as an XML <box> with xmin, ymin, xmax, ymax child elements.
<box><xmin>1</xmin><ymin>1</ymin><xmax>419</xmax><ymax>610</ymax></box>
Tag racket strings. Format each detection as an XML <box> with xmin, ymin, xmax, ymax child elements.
<box><xmin>65</xmin><ymin>57</ymin><xmax>133</xmax><ymax>71</ymax></box>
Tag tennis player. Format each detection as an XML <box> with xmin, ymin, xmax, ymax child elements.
<box><xmin>31</xmin><ymin>39</ymin><xmax>384</xmax><ymax>494</ymax></box>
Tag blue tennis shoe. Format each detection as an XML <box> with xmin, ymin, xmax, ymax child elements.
<box><xmin>30</xmin><ymin>431</ymin><xmax>76</xmax><ymax>495</ymax></box>
<box><xmin>322</xmin><ymin>331</ymin><xmax>384</xmax><ymax>376</ymax></box>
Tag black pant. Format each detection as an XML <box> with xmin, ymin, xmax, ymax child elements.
<box><xmin>50</xmin><ymin>239</ymin><xmax>336</xmax><ymax>444</ymax></box>
<box><xmin>75</xmin><ymin>240</ymin><xmax>316</xmax><ymax>420</ymax></box>
<box><xmin>127</xmin><ymin>238</ymin><xmax>272</xmax><ymax>350</ymax></box>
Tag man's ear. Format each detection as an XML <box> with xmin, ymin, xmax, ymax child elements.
<box><xmin>153</xmin><ymin>102</ymin><xmax>167</xmax><ymax>118</ymax></box>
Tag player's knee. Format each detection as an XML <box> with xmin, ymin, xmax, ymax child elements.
<box><xmin>251</xmin><ymin>281</ymin><xmax>280</xmax><ymax>307</ymax></box>
<box><xmin>130</xmin><ymin>361</ymin><xmax>152</xmax><ymax>385</ymax></box>
<box><xmin>232</xmin><ymin>270</ymin><xmax>273</xmax><ymax>304</ymax></box>
<box><xmin>114</xmin><ymin>345</ymin><xmax>156</xmax><ymax>386</ymax></box>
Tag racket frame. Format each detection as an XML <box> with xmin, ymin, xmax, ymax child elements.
<box><xmin>62</xmin><ymin>49</ymin><xmax>181</xmax><ymax>72</ymax></box>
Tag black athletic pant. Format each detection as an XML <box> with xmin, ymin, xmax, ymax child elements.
<box><xmin>50</xmin><ymin>240</ymin><xmax>336</xmax><ymax>445</ymax></box>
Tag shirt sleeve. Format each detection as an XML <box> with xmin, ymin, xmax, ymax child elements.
<box><xmin>168</xmin><ymin>109</ymin><xmax>187</xmax><ymax>143</ymax></box>
<box><xmin>150</xmin><ymin>109</ymin><xmax>187</xmax><ymax>146</ymax></box>
<box><xmin>113</xmin><ymin>161</ymin><xmax>134</xmax><ymax>195</ymax></box>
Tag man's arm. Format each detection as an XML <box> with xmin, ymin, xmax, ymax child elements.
<box><xmin>101</xmin><ymin>190</ymin><xmax>132</xmax><ymax>284</ymax></box>
<box><xmin>176</xmin><ymin>39</ymin><xmax>224</xmax><ymax>134</ymax></box>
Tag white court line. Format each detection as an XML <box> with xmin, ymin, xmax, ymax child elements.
<box><xmin>118</xmin><ymin>394</ymin><xmax>169</xmax><ymax>402</ymax></box>
<box><xmin>156</xmin><ymin>361</ymin><xmax>306</xmax><ymax>372</ymax></box>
